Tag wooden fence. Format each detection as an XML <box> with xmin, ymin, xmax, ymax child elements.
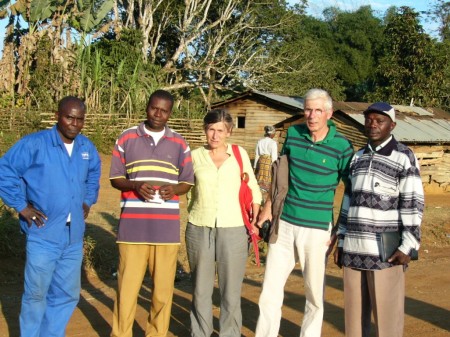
<box><xmin>0</xmin><ymin>109</ymin><xmax>206</xmax><ymax>151</ymax></box>
<box><xmin>1</xmin><ymin>109</ymin><xmax>449</xmax><ymax>189</ymax></box>
<box><xmin>415</xmin><ymin>146</ymin><xmax>450</xmax><ymax>188</ymax></box>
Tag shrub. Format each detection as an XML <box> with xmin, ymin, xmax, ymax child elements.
<box><xmin>0</xmin><ymin>203</ymin><xmax>25</xmax><ymax>258</ymax></box>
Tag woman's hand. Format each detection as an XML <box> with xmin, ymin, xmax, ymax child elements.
<box><xmin>256</xmin><ymin>200</ymin><xmax>272</xmax><ymax>228</ymax></box>
<box><xmin>250</xmin><ymin>204</ymin><xmax>261</xmax><ymax>234</ymax></box>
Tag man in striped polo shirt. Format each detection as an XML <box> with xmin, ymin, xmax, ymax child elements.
<box><xmin>255</xmin><ymin>89</ymin><xmax>354</xmax><ymax>337</ymax></box>
<box><xmin>109</xmin><ymin>90</ymin><xmax>194</xmax><ymax>337</ymax></box>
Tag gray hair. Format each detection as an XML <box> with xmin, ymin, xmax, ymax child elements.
<box><xmin>304</xmin><ymin>89</ymin><xmax>333</xmax><ymax>111</ymax></box>
<box><xmin>203</xmin><ymin>109</ymin><xmax>234</xmax><ymax>132</ymax></box>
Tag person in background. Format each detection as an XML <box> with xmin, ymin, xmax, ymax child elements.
<box><xmin>255</xmin><ymin>89</ymin><xmax>353</xmax><ymax>337</ymax></box>
<box><xmin>334</xmin><ymin>102</ymin><xmax>424</xmax><ymax>337</ymax></box>
<box><xmin>254</xmin><ymin>125</ymin><xmax>278</xmax><ymax>192</ymax></box>
<box><xmin>0</xmin><ymin>96</ymin><xmax>101</xmax><ymax>337</ymax></box>
<box><xmin>186</xmin><ymin>109</ymin><xmax>262</xmax><ymax>337</ymax></box>
<box><xmin>109</xmin><ymin>89</ymin><xmax>194</xmax><ymax>337</ymax></box>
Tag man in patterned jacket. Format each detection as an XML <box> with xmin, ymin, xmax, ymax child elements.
<box><xmin>334</xmin><ymin>102</ymin><xmax>424</xmax><ymax>337</ymax></box>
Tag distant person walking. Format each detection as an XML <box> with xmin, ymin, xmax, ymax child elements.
<box><xmin>110</xmin><ymin>89</ymin><xmax>194</xmax><ymax>337</ymax></box>
<box><xmin>254</xmin><ymin>125</ymin><xmax>278</xmax><ymax>192</ymax></box>
<box><xmin>0</xmin><ymin>96</ymin><xmax>101</xmax><ymax>337</ymax></box>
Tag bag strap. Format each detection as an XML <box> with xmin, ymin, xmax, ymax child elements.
<box><xmin>232</xmin><ymin>144</ymin><xmax>262</xmax><ymax>266</ymax></box>
<box><xmin>232</xmin><ymin>144</ymin><xmax>243</xmax><ymax>174</ymax></box>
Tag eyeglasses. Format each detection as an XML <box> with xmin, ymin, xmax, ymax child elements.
<box><xmin>304</xmin><ymin>108</ymin><xmax>324</xmax><ymax>116</ymax></box>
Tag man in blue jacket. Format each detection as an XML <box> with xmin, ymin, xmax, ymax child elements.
<box><xmin>0</xmin><ymin>96</ymin><xmax>101</xmax><ymax>337</ymax></box>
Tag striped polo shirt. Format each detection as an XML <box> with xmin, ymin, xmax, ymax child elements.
<box><xmin>110</xmin><ymin>122</ymin><xmax>194</xmax><ymax>244</ymax></box>
<box><xmin>280</xmin><ymin>120</ymin><xmax>353</xmax><ymax>230</ymax></box>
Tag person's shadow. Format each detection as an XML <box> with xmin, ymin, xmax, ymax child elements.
<box><xmin>0</xmin><ymin>210</ymin><xmax>119</xmax><ymax>337</ymax></box>
<box><xmin>0</xmin><ymin>257</ymin><xmax>25</xmax><ymax>337</ymax></box>
<box><xmin>77</xmin><ymin>211</ymin><xmax>119</xmax><ymax>336</ymax></box>
<box><xmin>0</xmin><ymin>205</ymin><xmax>25</xmax><ymax>337</ymax></box>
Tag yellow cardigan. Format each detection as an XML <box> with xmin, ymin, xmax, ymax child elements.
<box><xmin>187</xmin><ymin>144</ymin><xmax>262</xmax><ymax>228</ymax></box>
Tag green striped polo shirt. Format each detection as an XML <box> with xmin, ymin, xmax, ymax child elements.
<box><xmin>280</xmin><ymin>120</ymin><xmax>353</xmax><ymax>230</ymax></box>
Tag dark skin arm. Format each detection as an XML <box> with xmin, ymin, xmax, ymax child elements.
<box><xmin>19</xmin><ymin>202</ymin><xmax>90</xmax><ymax>227</ymax></box>
<box><xmin>388</xmin><ymin>250</ymin><xmax>411</xmax><ymax>265</ymax></box>
<box><xmin>159</xmin><ymin>182</ymin><xmax>192</xmax><ymax>200</ymax></box>
<box><xmin>334</xmin><ymin>247</ymin><xmax>411</xmax><ymax>269</ymax></box>
<box><xmin>110</xmin><ymin>178</ymin><xmax>192</xmax><ymax>201</ymax></box>
<box><xmin>19</xmin><ymin>204</ymin><xmax>47</xmax><ymax>228</ymax></box>
<box><xmin>334</xmin><ymin>247</ymin><xmax>343</xmax><ymax>268</ymax></box>
<box><xmin>83</xmin><ymin>203</ymin><xmax>90</xmax><ymax>219</ymax></box>
<box><xmin>326</xmin><ymin>232</ymin><xmax>337</xmax><ymax>257</ymax></box>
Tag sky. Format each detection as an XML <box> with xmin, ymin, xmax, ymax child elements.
<box><xmin>303</xmin><ymin>0</ymin><xmax>439</xmax><ymax>35</ymax></box>
<box><xmin>0</xmin><ymin>0</ymin><xmax>440</xmax><ymax>56</ymax></box>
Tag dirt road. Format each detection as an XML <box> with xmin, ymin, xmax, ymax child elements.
<box><xmin>1</xmin><ymin>154</ymin><xmax>449</xmax><ymax>337</ymax></box>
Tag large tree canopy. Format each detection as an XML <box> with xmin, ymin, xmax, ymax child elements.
<box><xmin>369</xmin><ymin>6</ymin><xmax>447</xmax><ymax>107</ymax></box>
<box><xmin>0</xmin><ymin>0</ymin><xmax>447</xmax><ymax>112</ymax></box>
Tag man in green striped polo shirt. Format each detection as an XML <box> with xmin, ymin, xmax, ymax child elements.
<box><xmin>255</xmin><ymin>89</ymin><xmax>353</xmax><ymax>337</ymax></box>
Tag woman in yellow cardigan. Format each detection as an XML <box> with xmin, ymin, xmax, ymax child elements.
<box><xmin>186</xmin><ymin>109</ymin><xmax>262</xmax><ymax>337</ymax></box>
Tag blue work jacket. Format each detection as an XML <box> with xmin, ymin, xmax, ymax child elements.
<box><xmin>0</xmin><ymin>125</ymin><xmax>101</xmax><ymax>243</ymax></box>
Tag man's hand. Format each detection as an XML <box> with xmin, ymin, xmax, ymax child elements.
<box><xmin>133</xmin><ymin>182</ymin><xmax>190</xmax><ymax>202</ymax></box>
<box><xmin>134</xmin><ymin>182</ymin><xmax>156</xmax><ymax>201</ymax></box>
<box><xmin>326</xmin><ymin>233</ymin><xmax>337</xmax><ymax>257</ymax></box>
<box><xmin>388</xmin><ymin>249</ymin><xmax>411</xmax><ymax>265</ymax></box>
<box><xmin>19</xmin><ymin>204</ymin><xmax>47</xmax><ymax>228</ymax></box>
<box><xmin>159</xmin><ymin>184</ymin><xmax>177</xmax><ymax>201</ymax></box>
<box><xmin>334</xmin><ymin>247</ymin><xmax>343</xmax><ymax>268</ymax></box>
<box><xmin>83</xmin><ymin>203</ymin><xmax>91</xmax><ymax>219</ymax></box>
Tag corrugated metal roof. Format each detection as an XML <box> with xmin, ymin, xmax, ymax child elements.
<box><xmin>211</xmin><ymin>90</ymin><xmax>304</xmax><ymax>111</ymax></box>
<box><xmin>393</xmin><ymin>105</ymin><xmax>434</xmax><ymax>116</ymax></box>
<box><xmin>253</xmin><ymin>90</ymin><xmax>304</xmax><ymax>110</ymax></box>
<box><xmin>348</xmin><ymin>114</ymin><xmax>450</xmax><ymax>143</ymax></box>
<box><xmin>213</xmin><ymin>93</ymin><xmax>450</xmax><ymax>144</ymax></box>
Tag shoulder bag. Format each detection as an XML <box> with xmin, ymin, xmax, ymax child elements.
<box><xmin>232</xmin><ymin>144</ymin><xmax>262</xmax><ymax>266</ymax></box>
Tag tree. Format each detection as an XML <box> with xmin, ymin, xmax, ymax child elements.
<box><xmin>369</xmin><ymin>7</ymin><xmax>446</xmax><ymax>107</ymax></box>
<box><xmin>257</xmin><ymin>11</ymin><xmax>345</xmax><ymax>99</ymax></box>
<box><xmin>301</xmin><ymin>6</ymin><xmax>383</xmax><ymax>101</ymax></box>
<box><xmin>327</xmin><ymin>6</ymin><xmax>383</xmax><ymax>101</ymax></box>
<box><xmin>112</xmin><ymin>0</ymin><xmax>300</xmax><ymax>108</ymax></box>
<box><xmin>427</xmin><ymin>0</ymin><xmax>450</xmax><ymax>41</ymax></box>
<box><xmin>85</xmin><ymin>28</ymin><xmax>161</xmax><ymax>116</ymax></box>
<box><xmin>0</xmin><ymin>12</ymin><xmax>15</xmax><ymax>107</ymax></box>
<box><xmin>0</xmin><ymin>0</ymin><xmax>115</xmax><ymax>107</ymax></box>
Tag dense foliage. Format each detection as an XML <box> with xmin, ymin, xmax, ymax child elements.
<box><xmin>0</xmin><ymin>0</ymin><xmax>448</xmax><ymax>114</ymax></box>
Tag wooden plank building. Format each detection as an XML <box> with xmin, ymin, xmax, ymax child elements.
<box><xmin>212</xmin><ymin>90</ymin><xmax>450</xmax><ymax>190</ymax></box>
<box><xmin>211</xmin><ymin>91</ymin><xmax>304</xmax><ymax>158</ymax></box>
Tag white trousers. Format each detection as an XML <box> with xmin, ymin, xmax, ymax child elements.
<box><xmin>255</xmin><ymin>220</ymin><xmax>331</xmax><ymax>337</ymax></box>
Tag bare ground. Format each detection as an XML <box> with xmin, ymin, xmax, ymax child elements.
<box><xmin>1</xmin><ymin>154</ymin><xmax>449</xmax><ymax>337</ymax></box>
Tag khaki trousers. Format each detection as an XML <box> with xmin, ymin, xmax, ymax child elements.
<box><xmin>343</xmin><ymin>266</ymin><xmax>405</xmax><ymax>337</ymax></box>
<box><xmin>111</xmin><ymin>243</ymin><xmax>179</xmax><ymax>337</ymax></box>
